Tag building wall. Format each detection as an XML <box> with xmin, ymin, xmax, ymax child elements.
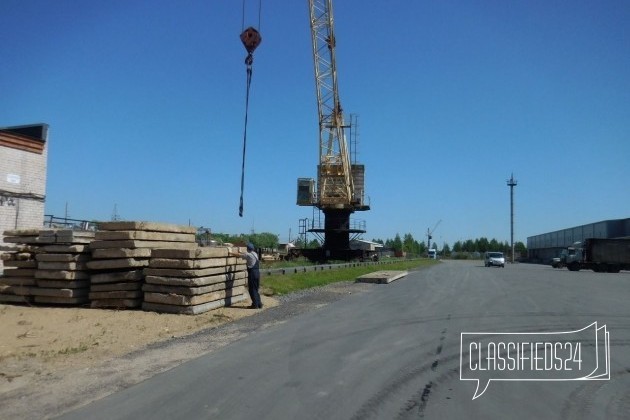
<box><xmin>0</xmin><ymin>125</ymin><xmax>48</xmax><ymax>272</ymax></box>
<box><xmin>527</xmin><ymin>218</ymin><xmax>630</xmax><ymax>262</ymax></box>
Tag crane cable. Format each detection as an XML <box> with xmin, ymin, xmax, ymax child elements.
<box><xmin>238</xmin><ymin>0</ymin><xmax>262</xmax><ymax>217</ymax></box>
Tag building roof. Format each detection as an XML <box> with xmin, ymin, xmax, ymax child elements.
<box><xmin>0</xmin><ymin>123</ymin><xmax>48</xmax><ymax>154</ymax></box>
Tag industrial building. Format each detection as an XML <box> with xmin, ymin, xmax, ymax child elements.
<box><xmin>0</xmin><ymin>123</ymin><xmax>49</xmax><ymax>271</ymax></box>
<box><xmin>527</xmin><ymin>218</ymin><xmax>630</xmax><ymax>263</ymax></box>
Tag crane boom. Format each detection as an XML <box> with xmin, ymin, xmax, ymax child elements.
<box><xmin>309</xmin><ymin>0</ymin><xmax>353</xmax><ymax>208</ymax></box>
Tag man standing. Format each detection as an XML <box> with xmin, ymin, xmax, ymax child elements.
<box><xmin>231</xmin><ymin>243</ymin><xmax>263</xmax><ymax>309</ymax></box>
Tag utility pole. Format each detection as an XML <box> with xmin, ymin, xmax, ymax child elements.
<box><xmin>507</xmin><ymin>174</ymin><xmax>517</xmax><ymax>263</ymax></box>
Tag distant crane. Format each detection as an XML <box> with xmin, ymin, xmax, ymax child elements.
<box><xmin>427</xmin><ymin>220</ymin><xmax>442</xmax><ymax>250</ymax></box>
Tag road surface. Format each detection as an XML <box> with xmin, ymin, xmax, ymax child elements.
<box><xmin>58</xmin><ymin>260</ymin><xmax>630</xmax><ymax>419</ymax></box>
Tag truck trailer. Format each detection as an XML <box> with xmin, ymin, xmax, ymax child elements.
<box><xmin>564</xmin><ymin>238</ymin><xmax>630</xmax><ymax>273</ymax></box>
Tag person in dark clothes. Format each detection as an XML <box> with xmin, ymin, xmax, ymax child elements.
<box><xmin>231</xmin><ymin>243</ymin><xmax>262</xmax><ymax>309</ymax></box>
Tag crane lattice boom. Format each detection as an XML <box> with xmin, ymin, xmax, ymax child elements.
<box><xmin>309</xmin><ymin>0</ymin><xmax>354</xmax><ymax>208</ymax></box>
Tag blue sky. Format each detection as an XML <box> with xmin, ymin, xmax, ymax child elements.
<box><xmin>2</xmin><ymin>0</ymin><xmax>629</xmax><ymax>247</ymax></box>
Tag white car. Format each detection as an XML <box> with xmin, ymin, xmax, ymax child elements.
<box><xmin>484</xmin><ymin>252</ymin><xmax>505</xmax><ymax>267</ymax></box>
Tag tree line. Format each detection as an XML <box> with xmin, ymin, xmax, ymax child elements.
<box><xmin>196</xmin><ymin>229</ymin><xmax>527</xmax><ymax>258</ymax></box>
<box><xmin>372</xmin><ymin>234</ymin><xmax>527</xmax><ymax>257</ymax></box>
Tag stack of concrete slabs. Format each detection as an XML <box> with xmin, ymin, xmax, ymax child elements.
<box><xmin>142</xmin><ymin>246</ymin><xmax>248</xmax><ymax>315</ymax></box>
<box><xmin>88</xmin><ymin>221</ymin><xmax>197</xmax><ymax>309</ymax></box>
<box><xmin>33</xmin><ymin>230</ymin><xmax>95</xmax><ymax>305</ymax></box>
<box><xmin>0</xmin><ymin>229</ymin><xmax>41</xmax><ymax>304</ymax></box>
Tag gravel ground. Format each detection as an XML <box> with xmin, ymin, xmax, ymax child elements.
<box><xmin>1</xmin><ymin>280</ymin><xmax>374</xmax><ymax>420</ymax></box>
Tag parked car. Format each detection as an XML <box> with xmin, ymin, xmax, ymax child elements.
<box><xmin>484</xmin><ymin>251</ymin><xmax>505</xmax><ymax>267</ymax></box>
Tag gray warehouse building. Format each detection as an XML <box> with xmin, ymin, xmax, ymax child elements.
<box><xmin>527</xmin><ymin>218</ymin><xmax>630</xmax><ymax>263</ymax></box>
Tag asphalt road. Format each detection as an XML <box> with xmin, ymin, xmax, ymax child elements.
<box><xmin>58</xmin><ymin>260</ymin><xmax>630</xmax><ymax>420</ymax></box>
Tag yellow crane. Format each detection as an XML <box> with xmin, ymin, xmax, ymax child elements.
<box><xmin>297</xmin><ymin>0</ymin><xmax>369</xmax><ymax>260</ymax></box>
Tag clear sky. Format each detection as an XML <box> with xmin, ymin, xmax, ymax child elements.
<box><xmin>2</xmin><ymin>0</ymin><xmax>629</xmax><ymax>247</ymax></box>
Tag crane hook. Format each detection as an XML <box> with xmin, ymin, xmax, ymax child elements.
<box><xmin>240</xmin><ymin>26</ymin><xmax>262</xmax><ymax>65</ymax></box>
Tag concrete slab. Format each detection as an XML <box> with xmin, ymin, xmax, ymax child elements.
<box><xmin>90</xmin><ymin>282</ymin><xmax>143</xmax><ymax>292</ymax></box>
<box><xmin>86</xmin><ymin>258</ymin><xmax>149</xmax><ymax>271</ymax></box>
<box><xmin>29</xmin><ymin>287</ymin><xmax>89</xmax><ymax>297</ymax></box>
<box><xmin>35</xmin><ymin>253</ymin><xmax>90</xmax><ymax>262</ymax></box>
<box><xmin>0</xmin><ymin>277</ymin><xmax>37</xmax><ymax>286</ymax></box>
<box><xmin>90</xmin><ymin>298</ymin><xmax>142</xmax><ymax>309</ymax></box>
<box><xmin>3</xmin><ymin>268</ymin><xmax>36</xmax><ymax>277</ymax></box>
<box><xmin>142</xmin><ymin>278</ymin><xmax>247</xmax><ymax>295</ymax></box>
<box><xmin>356</xmin><ymin>270</ymin><xmax>409</xmax><ymax>284</ymax></box>
<box><xmin>90</xmin><ymin>270</ymin><xmax>144</xmax><ymax>284</ymax></box>
<box><xmin>36</xmin><ymin>279</ymin><xmax>90</xmax><ymax>289</ymax></box>
<box><xmin>40</xmin><ymin>244</ymin><xmax>89</xmax><ymax>253</ymax></box>
<box><xmin>34</xmin><ymin>270</ymin><xmax>90</xmax><ymax>280</ymax></box>
<box><xmin>144</xmin><ymin>270</ymin><xmax>247</xmax><ymax>287</ymax></box>
<box><xmin>151</xmin><ymin>247</ymin><xmax>236</xmax><ymax>259</ymax></box>
<box><xmin>89</xmin><ymin>240</ymin><xmax>198</xmax><ymax>250</ymax></box>
<box><xmin>148</xmin><ymin>257</ymin><xmax>233</xmax><ymax>270</ymax></box>
<box><xmin>94</xmin><ymin>231</ymin><xmax>196</xmax><ymax>242</ymax></box>
<box><xmin>0</xmin><ymin>294</ymin><xmax>33</xmax><ymax>303</ymax></box>
<box><xmin>142</xmin><ymin>294</ymin><xmax>246</xmax><ymax>315</ymax></box>
<box><xmin>144</xmin><ymin>286</ymin><xmax>245</xmax><ymax>306</ymax></box>
<box><xmin>34</xmin><ymin>296</ymin><xmax>89</xmax><ymax>305</ymax></box>
<box><xmin>143</xmin><ymin>260</ymin><xmax>243</xmax><ymax>278</ymax></box>
<box><xmin>2</xmin><ymin>260</ymin><xmax>37</xmax><ymax>268</ymax></box>
<box><xmin>91</xmin><ymin>248</ymin><xmax>152</xmax><ymax>259</ymax></box>
<box><xmin>37</xmin><ymin>262</ymin><xmax>89</xmax><ymax>271</ymax></box>
<box><xmin>88</xmin><ymin>290</ymin><xmax>143</xmax><ymax>300</ymax></box>
<box><xmin>97</xmin><ymin>221</ymin><xmax>197</xmax><ymax>234</ymax></box>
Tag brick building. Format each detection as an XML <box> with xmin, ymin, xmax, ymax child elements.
<box><xmin>0</xmin><ymin>124</ymin><xmax>49</xmax><ymax>271</ymax></box>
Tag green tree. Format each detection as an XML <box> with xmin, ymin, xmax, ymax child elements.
<box><xmin>392</xmin><ymin>234</ymin><xmax>403</xmax><ymax>253</ymax></box>
<box><xmin>403</xmin><ymin>233</ymin><xmax>416</xmax><ymax>254</ymax></box>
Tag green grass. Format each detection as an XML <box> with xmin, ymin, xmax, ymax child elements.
<box><xmin>261</xmin><ymin>259</ymin><xmax>438</xmax><ymax>296</ymax></box>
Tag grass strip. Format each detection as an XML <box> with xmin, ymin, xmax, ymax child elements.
<box><xmin>261</xmin><ymin>259</ymin><xmax>438</xmax><ymax>296</ymax></box>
